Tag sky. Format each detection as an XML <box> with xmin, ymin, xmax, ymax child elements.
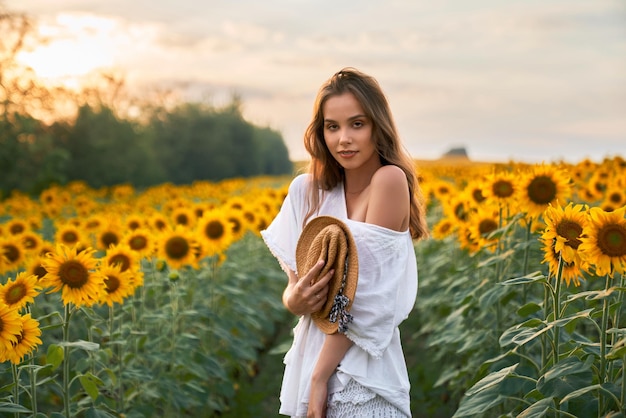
<box><xmin>6</xmin><ymin>0</ymin><xmax>626</xmax><ymax>163</ymax></box>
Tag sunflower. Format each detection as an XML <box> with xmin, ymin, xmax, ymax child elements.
<box><xmin>98</xmin><ymin>264</ymin><xmax>134</xmax><ymax>307</ymax></box>
<box><xmin>0</xmin><ymin>272</ymin><xmax>41</xmax><ymax>311</ymax></box>
<box><xmin>25</xmin><ymin>256</ymin><xmax>48</xmax><ymax>281</ymax></box>
<box><xmin>541</xmin><ymin>202</ymin><xmax>588</xmax><ymax>264</ymax></box>
<box><xmin>103</xmin><ymin>243</ymin><xmax>139</xmax><ymax>273</ymax></box>
<box><xmin>466</xmin><ymin>208</ymin><xmax>501</xmax><ymax>252</ymax></box>
<box><xmin>124</xmin><ymin>213</ymin><xmax>146</xmax><ymax>231</ymax></box>
<box><xmin>41</xmin><ymin>245</ymin><xmax>106</xmax><ymax>307</ymax></box>
<box><xmin>95</xmin><ymin>221</ymin><xmax>123</xmax><ymax>251</ymax></box>
<box><xmin>5</xmin><ymin>218</ymin><xmax>28</xmax><ymax>236</ymax></box>
<box><xmin>171</xmin><ymin>206</ymin><xmax>197</xmax><ymax>228</ymax></box>
<box><xmin>54</xmin><ymin>223</ymin><xmax>89</xmax><ymax>250</ymax></box>
<box><xmin>0</xmin><ymin>235</ymin><xmax>27</xmax><ymax>274</ymax></box>
<box><xmin>482</xmin><ymin>171</ymin><xmax>519</xmax><ymax>211</ymax></box>
<box><xmin>156</xmin><ymin>225</ymin><xmax>200</xmax><ymax>269</ymax></box>
<box><xmin>432</xmin><ymin>218</ymin><xmax>456</xmax><ymax>240</ymax></box>
<box><xmin>0</xmin><ymin>303</ymin><xmax>21</xmax><ymax>352</ymax></box>
<box><xmin>602</xmin><ymin>186</ymin><xmax>626</xmax><ymax>212</ymax></box>
<box><xmin>540</xmin><ymin>240</ymin><xmax>584</xmax><ymax>287</ymax></box>
<box><xmin>518</xmin><ymin>164</ymin><xmax>571</xmax><ymax>219</ymax></box>
<box><xmin>148</xmin><ymin>212</ymin><xmax>170</xmax><ymax>232</ymax></box>
<box><xmin>20</xmin><ymin>230</ymin><xmax>44</xmax><ymax>255</ymax></box>
<box><xmin>578</xmin><ymin>205</ymin><xmax>626</xmax><ymax>277</ymax></box>
<box><xmin>122</xmin><ymin>228</ymin><xmax>156</xmax><ymax>258</ymax></box>
<box><xmin>226</xmin><ymin>209</ymin><xmax>249</xmax><ymax>242</ymax></box>
<box><xmin>1</xmin><ymin>313</ymin><xmax>42</xmax><ymax>364</ymax></box>
<box><xmin>196</xmin><ymin>210</ymin><xmax>234</xmax><ymax>257</ymax></box>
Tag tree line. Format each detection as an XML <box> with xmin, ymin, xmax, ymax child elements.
<box><xmin>0</xmin><ymin>5</ymin><xmax>293</xmax><ymax>198</ymax></box>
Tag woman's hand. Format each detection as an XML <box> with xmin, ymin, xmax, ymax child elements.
<box><xmin>307</xmin><ymin>377</ymin><xmax>328</xmax><ymax>418</ymax></box>
<box><xmin>283</xmin><ymin>260</ymin><xmax>333</xmax><ymax>316</ymax></box>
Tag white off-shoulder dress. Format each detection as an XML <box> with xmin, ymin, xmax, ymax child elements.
<box><xmin>261</xmin><ymin>173</ymin><xmax>418</xmax><ymax>417</ymax></box>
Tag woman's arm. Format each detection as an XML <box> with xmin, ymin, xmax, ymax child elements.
<box><xmin>308</xmin><ymin>333</ymin><xmax>354</xmax><ymax>418</ymax></box>
<box><xmin>283</xmin><ymin>261</ymin><xmax>333</xmax><ymax>316</ymax></box>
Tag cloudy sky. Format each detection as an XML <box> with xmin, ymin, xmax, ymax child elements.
<box><xmin>7</xmin><ymin>0</ymin><xmax>626</xmax><ymax>163</ymax></box>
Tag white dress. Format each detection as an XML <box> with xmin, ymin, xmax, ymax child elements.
<box><xmin>261</xmin><ymin>174</ymin><xmax>418</xmax><ymax>417</ymax></box>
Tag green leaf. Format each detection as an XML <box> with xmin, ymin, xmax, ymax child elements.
<box><xmin>537</xmin><ymin>356</ymin><xmax>594</xmax><ymax>398</ymax></box>
<box><xmin>84</xmin><ymin>406</ymin><xmax>118</xmax><ymax>418</ymax></box>
<box><xmin>58</xmin><ymin>339</ymin><xmax>100</xmax><ymax>351</ymax></box>
<box><xmin>517</xmin><ymin>302</ymin><xmax>542</xmax><ymax>317</ymax></box>
<box><xmin>517</xmin><ymin>397</ymin><xmax>555</xmax><ymax>418</ymax></box>
<box><xmin>0</xmin><ymin>402</ymin><xmax>32</xmax><ymax>413</ymax></box>
<box><xmin>46</xmin><ymin>343</ymin><xmax>64</xmax><ymax>370</ymax></box>
<box><xmin>452</xmin><ymin>388</ymin><xmax>506</xmax><ymax>417</ymax></box>
<box><xmin>500</xmin><ymin>319</ymin><xmax>551</xmax><ymax>347</ymax></box>
<box><xmin>79</xmin><ymin>372</ymin><xmax>103</xmax><ymax>400</ymax></box>
<box><xmin>465</xmin><ymin>363</ymin><xmax>518</xmax><ymax>397</ymax></box>
<box><xmin>539</xmin><ymin>356</ymin><xmax>593</xmax><ymax>384</ymax></box>
<box><xmin>560</xmin><ymin>383</ymin><xmax>603</xmax><ymax>404</ymax></box>
<box><xmin>501</xmin><ymin>271</ymin><xmax>547</xmax><ymax>286</ymax></box>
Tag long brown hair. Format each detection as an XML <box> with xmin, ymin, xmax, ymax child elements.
<box><xmin>303</xmin><ymin>67</ymin><xmax>428</xmax><ymax>240</ymax></box>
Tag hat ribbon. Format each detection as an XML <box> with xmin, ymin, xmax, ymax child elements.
<box><xmin>328</xmin><ymin>251</ymin><xmax>354</xmax><ymax>334</ymax></box>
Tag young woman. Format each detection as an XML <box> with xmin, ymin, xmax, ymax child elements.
<box><xmin>262</xmin><ymin>67</ymin><xmax>428</xmax><ymax>418</ymax></box>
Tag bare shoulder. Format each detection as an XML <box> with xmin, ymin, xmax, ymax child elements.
<box><xmin>366</xmin><ymin>165</ymin><xmax>409</xmax><ymax>231</ymax></box>
<box><xmin>371</xmin><ymin>165</ymin><xmax>409</xmax><ymax>192</ymax></box>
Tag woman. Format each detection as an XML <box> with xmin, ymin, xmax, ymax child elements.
<box><xmin>262</xmin><ymin>67</ymin><xmax>428</xmax><ymax>418</ymax></box>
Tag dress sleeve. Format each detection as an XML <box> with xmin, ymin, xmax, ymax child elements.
<box><xmin>344</xmin><ymin>223</ymin><xmax>418</xmax><ymax>359</ymax></box>
<box><xmin>260</xmin><ymin>174</ymin><xmax>310</xmax><ymax>273</ymax></box>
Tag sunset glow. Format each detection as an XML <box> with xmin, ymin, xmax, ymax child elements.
<box><xmin>16</xmin><ymin>13</ymin><xmax>121</xmax><ymax>88</ymax></box>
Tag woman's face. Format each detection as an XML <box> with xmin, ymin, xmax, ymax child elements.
<box><xmin>322</xmin><ymin>92</ymin><xmax>379</xmax><ymax>172</ymax></box>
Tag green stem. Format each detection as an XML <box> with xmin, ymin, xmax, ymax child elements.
<box><xmin>29</xmin><ymin>355</ymin><xmax>37</xmax><ymax>417</ymax></box>
<box><xmin>622</xmin><ymin>352</ymin><xmax>626</xmax><ymax>411</ymax></box>
<box><xmin>12</xmin><ymin>363</ymin><xmax>19</xmax><ymax>418</ymax></box>
<box><xmin>598</xmin><ymin>274</ymin><xmax>612</xmax><ymax>416</ymax></box>
<box><xmin>63</xmin><ymin>303</ymin><xmax>73</xmax><ymax>418</ymax></box>
<box><xmin>552</xmin><ymin>255</ymin><xmax>564</xmax><ymax>366</ymax></box>
<box><xmin>600</xmin><ymin>274</ymin><xmax>611</xmax><ymax>384</ymax></box>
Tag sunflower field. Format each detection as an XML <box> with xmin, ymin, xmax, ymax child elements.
<box><xmin>1</xmin><ymin>155</ymin><xmax>626</xmax><ymax>417</ymax></box>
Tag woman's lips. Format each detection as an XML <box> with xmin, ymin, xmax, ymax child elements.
<box><xmin>338</xmin><ymin>151</ymin><xmax>357</xmax><ymax>159</ymax></box>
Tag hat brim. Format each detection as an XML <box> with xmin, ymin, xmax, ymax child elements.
<box><xmin>296</xmin><ymin>216</ymin><xmax>358</xmax><ymax>334</ymax></box>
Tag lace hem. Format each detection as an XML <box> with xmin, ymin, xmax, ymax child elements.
<box><xmin>293</xmin><ymin>380</ymin><xmax>408</xmax><ymax>418</ymax></box>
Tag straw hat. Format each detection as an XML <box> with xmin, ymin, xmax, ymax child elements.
<box><xmin>296</xmin><ymin>216</ymin><xmax>358</xmax><ymax>334</ymax></box>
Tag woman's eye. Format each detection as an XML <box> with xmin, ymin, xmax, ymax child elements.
<box><xmin>326</xmin><ymin>124</ymin><xmax>338</xmax><ymax>130</ymax></box>
<box><xmin>353</xmin><ymin>121</ymin><xmax>363</xmax><ymax>128</ymax></box>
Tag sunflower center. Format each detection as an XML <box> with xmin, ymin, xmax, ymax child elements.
<box><xmin>155</xmin><ymin>220</ymin><xmax>167</xmax><ymax>231</ymax></box>
<box><xmin>62</xmin><ymin>231</ymin><xmax>79</xmax><ymax>244</ymax></box>
<box><xmin>33</xmin><ymin>265</ymin><xmax>47</xmax><ymax>279</ymax></box>
<box><xmin>597</xmin><ymin>224</ymin><xmax>626</xmax><ymax>257</ymax></box>
<box><xmin>165</xmin><ymin>236</ymin><xmax>190</xmax><ymax>260</ymax></box>
<box><xmin>23</xmin><ymin>236</ymin><xmax>37</xmax><ymax>249</ymax></box>
<box><xmin>492</xmin><ymin>180</ymin><xmax>514</xmax><ymax>198</ymax></box>
<box><xmin>128</xmin><ymin>221</ymin><xmax>141</xmax><ymax>230</ymax></box>
<box><xmin>5</xmin><ymin>284</ymin><xmax>26</xmax><ymax>305</ymax></box>
<box><xmin>527</xmin><ymin>175</ymin><xmax>557</xmax><ymax>205</ymax></box>
<box><xmin>10</xmin><ymin>224</ymin><xmax>25</xmax><ymax>234</ymax></box>
<box><xmin>104</xmin><ymin>274</ymin><xmax>121</xmax><ymax>294</ymax></box>
<box><xmin>58</xmin><ymin>260</ymin><xmax>89</xmax><ymax>289</ymax></box>
<box><xmin>129</xmin><ymin>236</ymin><xmax>148</xmax><ymax>251</ymax></box>
<box><xmin>454</xmin><ymin>203</ymin><xmax>468</xmax><ymax>221</ymax></box>
<box><xmin>109</xmin><ymin>254</ymin><xmax>131</xmax><ymax>272</ymax></box>
<box><xmin>609</xmin><ymin>192</ymin><xmax>623</xmax><ymax>204</ymax></box>
<box><xmin>479</xmin><ymin>219</ymin><xmax>498</xmax><ymax>236</ymax></box>
<box><xmin>3</xmin><ymin>244</ymin><xmax>20</xmax><ymax>263</ymax></box>
<box><xmin>472</xmin><ymin>189</ymin><xmax>486</xmax><ymax>203</ymax></box>
<box><xmin>556</xmin><ymin>220</ymin><xmax>583</xmax><ymax>250</ymax></box>
<box><xmin>101</xmin><ymin>232</ymin><xmax>119</xmax><ymax>248</ymax></box>
<box><xmin>175</xmin><ymin>214</ymin><xmax>190</xmax><ymax>225</ymax></box>
<box><xmin>204</xmin><ymin>221</ymin><xmax>225</xmax><ymax>240</ymax></box>
<box><xmin>229</xmin><ymin>217</ymin><xmax>242</xmax><ymax>233</ymax></box>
